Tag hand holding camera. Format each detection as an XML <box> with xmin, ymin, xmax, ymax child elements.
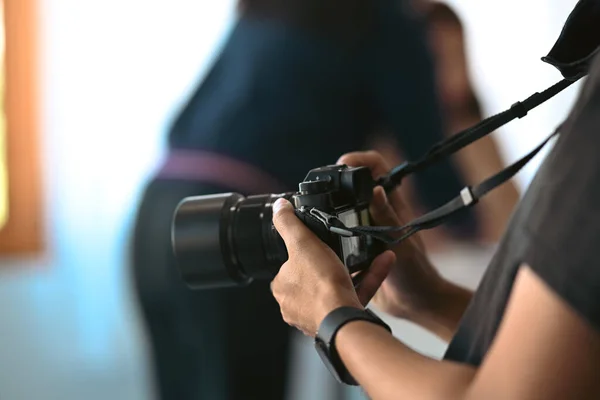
<box><xmin>269</xmin><ymin>150</ymin><xmax>467</xmax><ymax>338</ymax></box>
<box><xmin>269</xmin><ymin>196</ymin><xmax>396</xmax><ymax>337</ymax></box>
<box><xmin>337</xmin><ymin>152</ymin><xmax>450</xmax><ymax>322</ymax></box>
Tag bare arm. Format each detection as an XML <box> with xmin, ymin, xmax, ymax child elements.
<box><xmin>336</xmin><ymin>265</ymin><xmax>600</xmax><ymax>400</ymax></box>
<box><xmin>271</xmin><ymin>189</ymin><xmax>600</xmax><ymax>399</ymax></box>
<box><xmin>407</xmin><ymin>280</ymin><xmax>473</xmax><ymax>343</ymax></box>
<box><xmin>338</xmin><ymin>150</ymin><xmax>474</xmax><ymax>341</ymax></box>
<box><xmin>337</xmin><ymin>322</ymin><xmax>475</xmax><ymax>400</ymax></box>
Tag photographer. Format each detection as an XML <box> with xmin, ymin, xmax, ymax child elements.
<box><xmin>270</xmin><ymin>53</ymin><xmax>600</xmax><ymax>399</ymax></box>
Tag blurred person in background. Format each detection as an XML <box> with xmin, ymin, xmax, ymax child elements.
<box><xmin>372</xmin><ymin>0</ymin><xmax>521</xmax><ymax>248</ymax></box>
<box><xmin>130</xmin><ymin>0</ymin><xmax>479</xmax><ymax>399</ymax></box>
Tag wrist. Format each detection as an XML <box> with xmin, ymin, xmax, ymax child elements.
<box><xmin>336</xmin><ymin>319</ymin><xmax>391</xmax><ymax>348</ymax></box>
<box><xmin>315</xmin><ymin>307</ymin><xmax>391</xmax><ymax>386</ymax></box>
<box><xmin>315</xmin><ymin>285</ymin><xmax>363</xmax><ymax>334</ymax></box>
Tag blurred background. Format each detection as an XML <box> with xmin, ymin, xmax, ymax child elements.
<box><xmin>0</xmin><ymin>0</ymin><xmax>582</xmax><ymax>399</ymax></box>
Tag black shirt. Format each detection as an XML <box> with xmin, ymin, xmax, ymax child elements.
<box><xmin>445</xmin><ymin>54</ymin><xmax>600</xmax><ymax>365</ymax></box>
<box><xmin>166</xmin><ymin>0</ymin><xmax>478</xmax><ymax>235</ymax></box>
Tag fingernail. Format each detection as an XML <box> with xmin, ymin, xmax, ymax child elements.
<box><xmin>273</xmin><ymin>198</ymin><xmax>288</xmax><ymax>214</ymax></box>
<box><xmin>385</xmin><ymin>250</ymin><xmax>397</xmax><ymax>264</ymax></box>
<box><xmin>373</xmin><ymin>187</ymin><xmax>388</xmax><ymax>206</ymax></box>
<box><xmin>379</xmin><ymin>187</ymin><xmax>389</xmax><ymax>205</ymax></box>
<box><xmin>336</xmin><ymin>156</ymin><xmax>349</xmax><ymax>166</ymax></box>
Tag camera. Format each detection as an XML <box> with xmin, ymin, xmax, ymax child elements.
<box><xmin>171</xmin><ymin>164</ymin><xmax>386</xmax><ymax>289</ymax></box>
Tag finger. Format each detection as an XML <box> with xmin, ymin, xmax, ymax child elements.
<box><xmin>371</xmin><ymin>185</ymin><xmax>388</xmax><ymax>209</ymax></box>
<box><xmin>356</xmin><ymin>250</ymin><xmax>396</xmax><ymax>306</ymax></box>
<box><xmin>272</xmin><ymin>198</ymin><xmax>318</xmax><ymax>252</ymax></box>
<box><xmin>375</xmin><ymin>184</ymin><xmax>415</xmax><ymax>226</ymax></box>
<box><xmin>370</xmin><ymin>186</ymin><xmax>401</xmax><ymax>226</ymax></box>
<box><xmin>337</xmin><ymin>151</ymin><xmax>391</xmax><ymax>180</ymax></box>
<box><xmin>388</xmin><ymin>191</ymin><xmax>418</xmax><ymax>229</ymax></box>
<box><xmin>338</xmin><ymin>152</ymin><xmax>410</xmax><ymax>217</ymax></box>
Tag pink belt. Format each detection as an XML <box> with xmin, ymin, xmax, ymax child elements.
<box><xmin>155</xmin><ymin>149</ymin><xmax>288</xmax><ymax>194</ymax></box>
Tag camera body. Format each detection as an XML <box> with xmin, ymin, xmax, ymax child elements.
<box><xmin>172</xmin><ymin>164</ymin><xmax>385</xmax><ymax>289</ymax></box>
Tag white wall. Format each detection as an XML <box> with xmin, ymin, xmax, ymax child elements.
<box><xmin>0</xmin><ymin>1</ymin><xmax>585</xmax><ymax>399</ymax></box>
<box><xmin>445</xmin><ymin>0</ymin><xmax>582</xmax><ymax>189</ymax></box>
<box><xmin>0</xmin><ymin>2</ymin><xmax>236</xmax><ymax>399</ymax></box>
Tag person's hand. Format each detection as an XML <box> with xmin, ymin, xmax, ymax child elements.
<box><xmin>337</xmin><ymin>151</ymin><xmax>448</xmax><ymax>321</ymax></box>
<box><xmin>270</xmin><ymin>198</ymin><xmax>397</xmax><ymax>337</ymax></box>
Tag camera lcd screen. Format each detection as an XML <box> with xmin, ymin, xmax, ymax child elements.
<box><xmin>338</xmin><ymin>207</ymin><xmax>372</xmax><ymax>272</ymax></box>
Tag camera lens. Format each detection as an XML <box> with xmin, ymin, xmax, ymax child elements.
<box><xmin>172</xmin><ymin>192</ymin><xmax>289</xmax><ymax>289</ymax></box>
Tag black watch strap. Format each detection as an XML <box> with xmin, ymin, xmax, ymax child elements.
<box><xmin>314</xmin><ymin>306</ymin><xmax>392</xmax><ymax>386</ymax></box>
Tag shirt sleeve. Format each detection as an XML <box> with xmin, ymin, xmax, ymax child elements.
<box><xmin>523</xmin><ymin>55</ymin><xmax>600</xmax><ymax>331</ymax></box>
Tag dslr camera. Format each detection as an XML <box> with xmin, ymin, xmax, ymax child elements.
<box><xmin>172</xmin><ymin>165</ymin><xmax>385</xmax><ymax>289</ymax></box>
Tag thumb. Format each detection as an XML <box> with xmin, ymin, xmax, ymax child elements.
<box><xmin>272</xmin><ymin>198</ymin><xmax>315</xmax><ymax>250</ymax></box>
<box><xmin>355</xmin><ymin>250</ymin><xmax>396</xmax><ymax>306</ymax></box>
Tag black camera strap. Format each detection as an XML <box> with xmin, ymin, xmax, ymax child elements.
<box><xmin>377</xmin><ymin>78</ymin><xmax>576</xmax><ymax>191</ymax></box>
<box><xmin>344</xmin><ymin>125</ymin><xmax>561</xmax><ymax>245</ymax></box>
<box><xmin>306</xmin><ymin>77</ymin><xmax>582</xmax><ymax>246</ymax></box>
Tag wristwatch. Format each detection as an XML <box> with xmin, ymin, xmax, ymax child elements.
<box><xmin>314</xmin><ymin>306</ymin><xmax>392</xmax><ymax>386</ymax></box>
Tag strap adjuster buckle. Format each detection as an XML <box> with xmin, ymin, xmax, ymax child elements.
<box><xmin>460</xmin><ymin>186</ymin><xmax>476</xmax><ymax>206</ymax></box>
<box><xmin>309</xmin><ymin>208</ymin><xmax>354</xmax><ymax>237</ymax></box>
<box><xmin>511</xmin><ymin>101</ymin><xmax>528</xmax><ymax>118</ymax></box>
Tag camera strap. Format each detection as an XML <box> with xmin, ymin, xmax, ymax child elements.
<box><xmin>377</xmin><ymin>78</ymin><xmax>577</xmax><ymax>191</ymax></box>
<box><xmin>343</xmin><ymin>124</ymin><xmax>561</xmax><ymax>245</ymax></box>
<box><xmin>307</xmin><ymin>76</ymin><xmax>583</xmax><ymax>245</ymax></box>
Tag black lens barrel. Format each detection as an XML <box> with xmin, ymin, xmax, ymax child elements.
<box><xmin>172</xmin><ymin>192</ymin><xmax>290</xmax><ymax>289</ymax></box>
<box><xmin>172</xmin><ymin>193</ymin><xmax>251</xmax><ymax>289</ymax></box>
<box><xmin>232</xmin><ymin>194</ymin><xmax>282</xmax><ymax>280</ymax></box>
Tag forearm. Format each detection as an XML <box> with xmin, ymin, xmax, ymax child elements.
<box><xmin>449</xmin><ymin>111</ymin><xmax>520</xmax><ymax>241</ymax></box>
<box><xmin>336</xmin><ymin>321</ymin><xmax>477</xmax><ymax>400</ymax></box>
<box><xmin>409</xmin><ymin>280</ymin><xmax>474</xmax><ymax>343</ymax></box>
<box><xmin>393</xmin><ymin>244</ymin><xmax>474</xmax><ymax>342</ymax></box>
